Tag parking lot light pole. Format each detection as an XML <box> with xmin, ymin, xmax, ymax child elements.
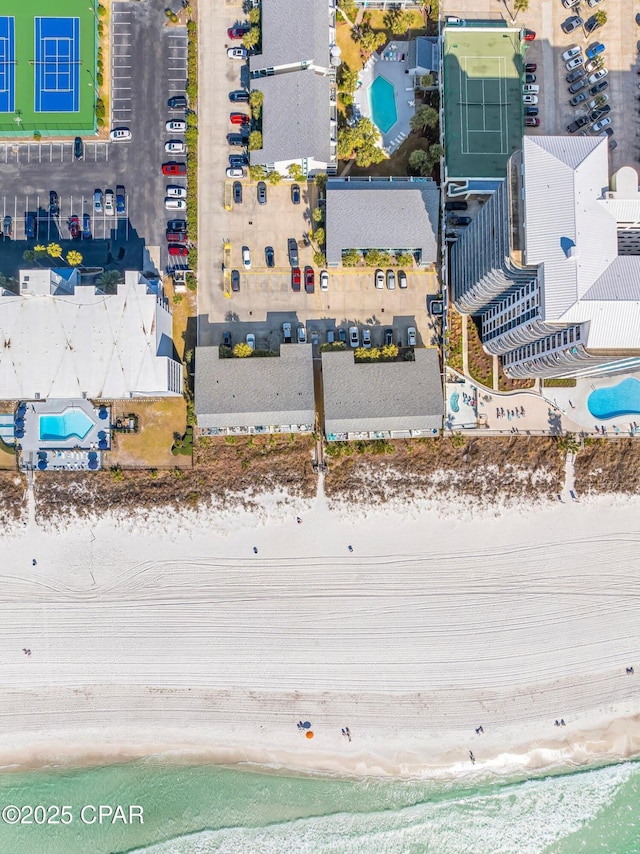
<box><xmin>88</xmin><ymin>2</ymin><xmax>99</xmax><ymax>22</ymax></box>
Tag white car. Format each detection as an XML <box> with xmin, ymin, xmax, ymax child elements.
<box><xmin>398</xmin><ymin>270</ymin><xmax>407</xmax><ymax>289</ymax></box>
<box><xmin>226</xmin><ymin>167</ymin><xmax>244</xmax><ymax>178</ymax></box>
<box><xmin>562</xmin><ymin>0</ymin><xmax>580</xmax><ymax>8</ymax></box>
<box><xmin>166</xmin><ymin>186</ymin><xmax>187</xmax><ymax>198</ymax></box>
<box><xmin>109</xmin><ymin>127</ymin><xmax>131</xmax><ymax>142</ymax></box>
<box><xmin>587</xmin><ymin>0</ymin><xmax>604</xmax><ymax>6</ymax></box>
<box><xmin>320</xmin><ymin>270</ymin><xmax>329</xmax><ymax>291</ymax></box>
<box><xmin>297</xmin><ymin>325</ymin><xmax>307</xmax><ymax>344</ymax></box>
<box><xmin>375</xmin><ymin>269</ymin><xmax>384</xmax><ymax>289</ymax></box>
<box><xmin>562</xmin><ymin>46</ymin><xmax>581</xmax><ymax>62</ymax></box>
<box><xmin>522</xmin><ymin>84</ymin><xmax>539</xmax><ymax>93</ymax></box>
<box><xmin>362</xmin><ymin>328</ymin><xmax>371</xmax><ymax>349</ymax></box>
<box><xmin>565</xmin><ymin>55</ymin><xmax>584</xmax><ymax>71</ymax></box>
<box><xmin>386</xmin><ymin>269</ymin><xmax>395</xmax><ymax>290</ymax></box>
<box><xmin>165</xmin><ymin>198</ymin><xmax>186</xmax><ymax>210</ymax></box>
<box><xmin>227</xmin><ymin>47</ymin><xmax>247</xmax><ymax>60</ymax></box>
<box><xmin>349</xmin><ymin>326</ymin><xmax>359</xmax><ymax>348</ymax></box>
<box><xmin>242</xmin><ymin>246</ymin><xmax>251</xmax><ymax>268</ymax></box>
<box><xmin>407</xmin><ymin>327</ymin><xmax>417</xmax><ymax>347</ymax></box>
<box><xmin>523</xmin><ymin>94</ymin><xmax>538</xmax><ymax>105</ymax></box>
<box><xmin>166</xmin><ymin>120</ymin><xmax>186</xmax><ymax>132</ymax></box>
<box><xmin>104</xmin><ymin>190</ymin><xmax>115</xmax><ymax>216</ymax></box>
<box><xmin>587</xmin><ymin>93</ymin><xmax>609</xmax><ymax>110</ymax></box>
<box><xmin>588</xmin><ymin>69</ymin><xmax>608</xmax><ymax>84</ymax></box>
<box><xmin>246</xmin><ymin>333</ymin><xmax>255</xmax><ymax>351</ymax></box>
<box><xmin>165</xmin><ymin>140</ymin><xmax>186</xmax><ymax>153</ymax></box>
<box><xmin>591</xmin><ymin>116</ymin><xmax>611</xmax><ymax>132</ymax></box>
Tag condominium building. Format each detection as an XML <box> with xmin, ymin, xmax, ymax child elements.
<box><xmin>451</xmin><ymin>136</ymin><xmax>640</xmax><ymax>380</ymax></box>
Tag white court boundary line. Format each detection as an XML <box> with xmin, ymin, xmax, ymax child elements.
<box><xmin>457</xmin><ymin>55</ymin><xmax>509</xmax><ymax>157</ymax></box>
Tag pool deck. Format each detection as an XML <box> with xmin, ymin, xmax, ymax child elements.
<box><xmin>354</xmin><ymin>41</ymin><xmax>415</xmax><ymax>155</ymax></box>
<box><xmin>18</xmin><ymin>399</ymin><xmax>111</xmax><ymax>469</ymax></box>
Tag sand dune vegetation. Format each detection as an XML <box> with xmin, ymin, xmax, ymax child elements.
<box><xmin>574</xmin><ymin>438</ymin><xmax>640</xmax><ymax>495</ymax></box>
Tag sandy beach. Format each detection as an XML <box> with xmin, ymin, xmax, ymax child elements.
<box><xmin>0</xmin><ymin>481</ymin><xmax>639</xmax><ymax>780</ymax></box>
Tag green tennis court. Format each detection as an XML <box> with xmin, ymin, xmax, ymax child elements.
<box><xmin>0</xmin><ymin>0</ymin><xmax>96</xmax><ymax>136</ymax></box>
<box><xmin>443</xmin><ymin>26</ymin><xmax>524</xmax><ymax>180</ymax></box>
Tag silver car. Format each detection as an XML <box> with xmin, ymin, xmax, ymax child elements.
<box><xmin>349</xmin><ymin>326</ymin><xmax>359</xmax><ymax>348</ymax></box>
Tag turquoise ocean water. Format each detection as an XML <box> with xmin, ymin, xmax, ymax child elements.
<box><xmin>0</xmin><ymin>759</ymin><xmax>639</xmax><ymax>853</ymax></box>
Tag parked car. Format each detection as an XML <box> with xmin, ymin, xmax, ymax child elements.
<box><xmin>110</xmin><ymin>127</ymin><xmax>131</xmax><ymax>142</ymax></box>
<box><xmin>570</xmin><ymin>91</ymin><xmax>589</xmax><ymax>106</ymax></box>
<box><xmin>223</xmin><ymin>331</ymin><xmax>232</xmax><ymax>348</ymax></box>
<box><xmin>585</xmin><ymin>15</ymin><xmax>602</xmax><ymax>34</ymax></box>
<box><xmin>2</xmin><ymin>215</ymin><xmax>11</xmax><ymax>239</ymax></box>
<box><xmin>165</xmin><ymin>198</ymin><xmax>186</xmax><ymax>210</ymax></box>
<box><xmin>339</xmin><ymin>328</ymin><xmax>347</xmax><ymax>344</ymax></box>
<box><xmin>25</xmin><ymin>214</ymin><xmax>35</xmax><ymax>238</ymax></box>
<box><xmin>398</xmin><ymin>270</ymin><xmax>407</xmax><ymax>289</ymax></box>
<box><xmin>227</xmin><ymin>133</ymin><xmax>246</xmax><ymax>147</ymax></box>
<box><xmin>233</xmin><ymin>182</ymin><xmax>242</xmax><ymax>204</ymax></box>
<box><xmin>526</xmin><ymin>106</ymin><xmax>539</xmax><ymax>117</ymax></box>
<box><xmin>257</xmin><ymin>181</ymin><xmax>267</xmax><ymax>204</ymax></box>
<box><xmin>384</xmin><ymin>328</ymin><xmax>393</xmax><ymax>346</ymax></box>
<box><xmin>230</xmin><ymin>113</ymin><xmax>250</xmax><ymax>125</ymax></box>
<box><xmin>588</xmin><ymin>68</ymin><xmax>608</xmax><ymax>84</ymax></box>
<box><xmin>562</xmin><ymin>0</ymin><xmax>580</xmax><ymax>8</ymax></box>
<box><xmin>227</xmin><ymin>47</ymin><xmax>247</xmax><ymax>60</ymax></box>
<box><xmin>93</xmin><ymin>189</ymin><xmax>103</xmax><ymax>213</ymax></box>
<box><xmin>562</xmin><ymin>46</ymin><xmax>582</xmax><ymax>62</ymax></box>
<box><xmin>288</xmin><ymin>238</ymin><xmax>299</xmax><ymax>267</ymax></box>
<box><xmin>226</xmin><ymin>167</ymin><xmax>244</xmax><ymax>178</ymax></box>
<box><xmin>522</xmin><ymin>84</ymin><xmax>539</xmax><ymax>93</ymax></box>
<box><xmin>166</xmin><ymin>232</ymin><xmax>187</xmax><ymax>243</ymax></box>
<box><xmin>246</xmin><ymin>333</ymin><xmax>256</xmax><ymax>351</ymax></box>
<box><xmin>166</xmin><ymin>119</ymin><xmax>186</xmax><ymax>132</ymax></box>
<box><xmin>68</xmin><ymin>215</ymin><xmax>80</xmax><ymax>239</ymax></box>
<box><xmin>83</xmin><ymin>214</ymin><xmax>92</xmax><ymax>239</ymax></box>
<box><xmin>599</xmin><ymin>127</ymin><xmax>614</xmax><ymax>137</ymax></box>
<box><xmin>291</xmin><ymin>184</ymin><xmax>300</xmax><ymax>204</ymax></box>
<box><xmin>561</xmin><ymin>16</ymin><xmax>583</xmax><ymax>34</ymax></box>
<box><xmin>291</xmin><ymin>267</ymin><xmax>301</xmax><ymax>291</ymax></box>
<box><xmin>105</xmin><ymin>189</ymin><xmax>115</xmax><ymax>215</ymax></box>
<box><xmin>74</xmin><ymin>137</ymin><xmax>83</xmax><ymax>160</ymax></box>
<box><xmin>566</xmin><ymin>68</ymin><xmax>585</xmax><ymax>84</ymax></box>
<box><xmin>386</xmin><ymin>269</ymin><xmax>396</xmax><ymax>290</ymax></box>
<box><xmin>589</xmin><ymin>105</ymin><xmax>610</xmax><ymax>122</ymax></box>
<box><xmin>168</xmin><ymin>245</ymin><xmax>188</xmax><ymax>257</ymax></box>
<box><xmin>525</xmin><ymin>116</ymin><xmax>540</xmax><ymax>127</ymax></box>
<box><xmin>165</xmin><ymin>140</ymin><xmax>186</xmax><ymax>153</ymax></box>
<box><xmin>587</xmin><ymin>93</ymin><xmax>609</xmax><ymax>109</ymax></box>
<box><xmin>587</xmin><ymin>0</ymin><xmax>604</xmax><ymax>5</ymax></box>
<box><xmin>525</xmin><ymin>73</ymin><xmax>536</xmax><ymax>84</ymax></box>
<box><xmin>297</xmin><ymin>326</ymin><xmax>306</xmax><ymax>344</ymax></box>
<box><xmin>444</xmin><ymin>200</ymin><xmax>467</xmax><ymax>211</ymax></box>
<box><xmin>228</xmin><ymin>23</ymin><xmax>250</xmax><ymax>39</ymax></box>
<box><xmin>228</xmin><ymin>90</ymin><xmax>250</xmax><ymax>103</ymax></box>
<box><xmin>167</xmin><ymin>219</ymin><xmax>187</xmax><ymax>232</ymax></box>
<box><xmin>568</xmin><ymin>78</ymin><xmax>589</xmax><ymax>94</ymax></box>
<box><xmin>265</xmin><ymin>246</ymin><xmax>274</xmax><ymax>267</ymax></box>
<box><xmin>282</xmin><ymin>322</ymin><xmax>292</xmax><ymax>343</ymax></box>
<box><xmin>48</xmin><ymin>190</ymin><xmax>59</xmax><ymax>216</ymax></box>
<box><xmin>242</xmin><ymin>246</ymin><xmax>251</xmax><ymax>269</ymax></box>
<box><xmin>320</xmin><ymin>270</ymin><xmax>329</xmax><ymax>291</ymax></box>
<box><xmin>407</xmin><ymin>327</ymin><xmax>417</xmax><ymax>347</ymax></box>
<box><xmin>375</xmin><ymin>269</ymin><xmax>385</xmax><ymax>289</ymax></box>
<box><xmin>362</xmin><ymin>328</ymin><xmax>371</xmax><ymax>349</ymax></box>
<box><xmin>168</xmin><ymin>95</ymin><xmax>188</xmax><ymax>109</ymax></box>
<box><xmin>525</xmin><ymin>63</ymin><xmax>537</xmax><ymax>73</ymax></box>
<box><xmin>166</xmin><ymin>186</ymin><xmax>187</xmax><ymax>198</ymax></box>
<box><xmin>231</xmin><ymin>269</ymin><xmax>240</xmax><ymax>292</ymax></box>
<box><xmin>565</xmin><ymin>55</ymin><xmax>585</xmax><ymax>71</ymax></box>
<box><xmin>586</xmin><ymin>42</ymin><xmax>605</xmax><ymax>60</ymax></box>
<box><xmin>449</xmin><ymin>215</ymin><xmax>472</xmax><ymax>226</ymax></box>
<box><xmin>584</xmin><ymin>59</ymin><xmax>601</xmax><ymax>74</ymax></box>
<box><xmin>591</xmin><ymin>116</ymin><xmax>611</xmax><ymax>132</ymax></box>
<box><xmin>523</xmin><ymin>29</ymin><xmax>535</xmax><ymax>41</ymax></box>
<box><xmin>589</xmin><ymin>80</ymin><xmax>608</xmax><ymax>96</ymax></box>
<box><xmin>304</xmin><ymin>266</ymin><xmax>314</xmax><ymax>293</ymax></box>
<box><xmin>116</xmin><ymin>185</ymin><xmax>126</xmax><ymax>215</ymax></box>
<box><xmin>228</xmin><ymin>154</ymin><xmax>248</xmax><ymax>167</ymax></box>
<box><xmin>162</xmin><ymin>162</ymin><xmax>187</xmax><ymax>175</ymax></box>
<box><xmin>567</xmin><ymin>115</ymin><xmax>590</xmax><ymax>132</ymax></box>
<box><xmin>608</xmin><ymin>139</ymin><xmax>618</xmax><ymax>151</ymax></box>
<box><xmin>349</xmin><ymin>326</ymin><xmax>359</xmax><ymax>348</ymax></box>
<box><xmin>327</xmin><ymin>329</ymin><xmax>335</xmax><ymax>344</ymax></box>
<box><xmin>523</xmin><ymin>94</ymin><xmax>538</xmax><ymax>104</ymax></box>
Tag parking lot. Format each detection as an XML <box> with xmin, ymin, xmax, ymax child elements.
<box><xmin>0</xmin><ymin>2</ymin><xmax>188</xmax><ymax>279</ymax></box>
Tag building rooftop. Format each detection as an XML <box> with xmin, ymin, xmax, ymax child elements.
<box><xmin>325</xmin><ymin>178</ymin><xmax>439</xmax><ymax>266</ymax></box>
<box><xmin>195</xmin><ymin>344</ymin><xmax>315</xmax><ymax>430</ymax></box>
<box><xmin>250</xmin><ymin>72</ymin><xmax>332</xmax><ymax>165</ymax></box>
<box><xmin>0</xmin><ymin>271</ymin><xmax>180</xmax><ymax>400</ymax></box>
<box><xmin>322</xmin><ymin>349</ymin><xmax>443</xmax><ymax>435</ymax></box>
<box><xmin>249</xmin><ymin>0</ymin><xmax>330</xmax><ymax>71</ymax></box>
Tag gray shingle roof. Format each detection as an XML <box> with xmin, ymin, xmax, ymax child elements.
<box><xmin>326</xmin><ymin>179</ymin><xmax>439</xmax><ymax>266</ymax></box>
<box><xmin>195</xmin><ymin>345</ymin><xmax>315</xmax><ymax>430</ymax></box>
<box><xmin>322</xmin><ymin>349</ymin><xmax>443</xmax><ymax>435</ymax></box>
<box><xmin>408</xmin><ymin>37</ymin><xmax>439</xmax><ymax>73</ymax></box>
<box><xmin>249</xmin><ymin>0</ymin><xmax>329</xmax><ymax>71</ymax></box>
<box><xmin>249</xmin><ymin>72</ymin><xmax>331</xmax><ymax>165</ymax></box>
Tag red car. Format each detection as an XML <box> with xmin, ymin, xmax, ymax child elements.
<box><xmin>227</xmin><ymin>24</ymin><xmax>249</xmax><ymax>39</ymax></box>
<box><xmin>291</xmin><ymin>267</ymin><xmax>301</xmax><ymax>291</ymax></box>
<box><xmin>68</xmin><ymin>215</ymin><xmax>80</xmax><ymax>239</ymax></box>
<box><xmin>166</xmin><ymin>231</ymin><xmax>187</xmax><ymax>243</ymax></box>
<box><xmin>525</xmin><ymin>116</ymin><xmax>540</xmax><ymax>127</ymax></box>
<box><xmin>304</xmin><ymin>266</ymin><xmax>314</xmax><ymax>293</ymax></box>
<box><xmin>230</xmin><ymin>113</ymin><xmax>250</xmax><ymax>125</ymax></box>
<box><xmin>168</xmin><ymin>245</ymin><xmax>188</xmax><ymax>257</ymax></box>
<box><xmin>523</xmin><ymin>29</ymin><xmax>536</xmax><ymax>41</ymax></box>
<box><xmin>162</xmin><ymin>162</ymin><xmax>187</xmax><ymax>176</ymax></box>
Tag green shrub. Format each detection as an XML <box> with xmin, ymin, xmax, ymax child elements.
<box><xmin>96</xmin><ymin>72</ymin><xmax>104</xmax><ymax>87</ymax></box>
<box><xmin>95</xmin><ymin>98</ymin><xmax>105</xmax><ymax>119</ymax></box>
<box><xmin>97</xmin><ymin>21</ymin><xmax>104</xmax><ymax>37</ymax></box>
<box><xmin>342</xmin><ymin>248</ymin><xmax>360</xmax><ymax>267</ymax></box>
<box><xmin>98</xmin><ymin>4</ymin><xmax>107</xmax><ymax>17</ymax></box>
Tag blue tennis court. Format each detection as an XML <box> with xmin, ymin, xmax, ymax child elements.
<box><xmin>34</xmin><ymin>16</ymin><xmax>80</xmax><ymax>113</ymax></box>
<box><xmin>0</xmin><ymin>17</ymin><xmax>15</xmax><ymax>113</ymax></box>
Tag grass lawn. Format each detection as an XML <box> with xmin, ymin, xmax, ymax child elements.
<box><xmin>446</xmin><ymin>308</ymin><xmax>463</xmax><ymax>374</ymax></box>
<box><xmin>167</xmin><ymin>276</ymin><xmax>196</xmax><ymax>363</ymax></box>
<box><xmin>336</xmin><ymin>20</ymin><xmax>364</xmax><ymax>75</ymax></box>
<box><xmin>106</xmin><ymin>398</ymin><xmax>189</xmax><ymax>469</ymax></box>
<box><xmin>345</xmin><ymin>133</ymin><xmax>430</xmax><ymax>178</ymax></box>
<box><xmin>0</xmin><ymin>439</ymin><xmax>17</xmax><ymax>470</ymax></box>
<box><xmin>365</xmin><ymin>9</ymin><xmax>426</xmax><ymax>38</ymax></box>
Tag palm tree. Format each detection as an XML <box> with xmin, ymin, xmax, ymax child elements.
<box><xmin>97</xmin><ymin>269</ymin><xmax>121</xmax><ymax>289</ymax></box>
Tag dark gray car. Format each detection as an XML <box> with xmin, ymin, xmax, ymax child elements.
<box><xmin>287</xmin><ymin>237</ymin><xmax>298</xmax><ymax>267</ymax></box>
<box><xmin>257</xmin><ymin>181</ymin><xmax>267</xmax><ymax>204</ymax></box>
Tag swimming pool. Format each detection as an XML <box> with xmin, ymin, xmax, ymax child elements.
<box><xmin>39</xmin><ymin>408</ymin><xmax>95</xmax><ymax>442</ymax></box>
<box><xmin>587</xmin><ymin>377</ymin><xmax>640</xmax><ymax>420</ymax></box>
<box><xmin>369</xmin><ymin>75</ymin><xmax>397</xmax><ymax>134</ymax></box>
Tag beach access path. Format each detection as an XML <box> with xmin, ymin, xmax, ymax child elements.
<box><xmin>0</xmin><ymin>488</ymin><xmax>639</xmax><ymax>777</ymax></box>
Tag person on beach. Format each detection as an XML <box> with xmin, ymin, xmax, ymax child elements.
<box><xmin>253</xmin><ymin>546</ymin><xmax>258</xmax><ymax>554</ymax></box>
<box><xmin>296</xmin><ymin>517</ymin><xmax>302</xmax><ymax>524</ymax></box>
<box><xmin>469</xmin><ymin>751</ymin><xmax>475</xmax><ymax>764</ymax></box>
<box><xmin>348</xmin><ymin>545</ymin><xmax>353</xmax><ymax>553</ymax></box>
<box><xmin>345</xmin><ymin>727</ymin><xmax>351</xmax><ymax>742</ymax></box>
